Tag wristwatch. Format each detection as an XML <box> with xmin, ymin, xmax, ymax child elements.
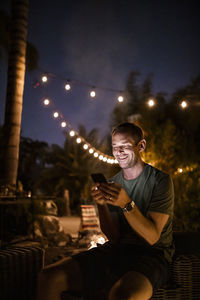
<box><xmin>122</xmin><ymin>200</ymin><xmax>135</xmax><ymax>213</ymax></box>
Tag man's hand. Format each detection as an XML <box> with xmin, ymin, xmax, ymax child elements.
<box><xmin>99</xmin><ymin>182</ymin><xmax>131</xmax><ymax>208</ymax></box>
<box><xmin>91</xmin><ymin>183</ymin><xmax>107</xmax><ymax>205</ymax></box>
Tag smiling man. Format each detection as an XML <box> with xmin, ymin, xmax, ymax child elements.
<box><xmin>90</xmin><ymin>122</ymin><xmax>175</xmax><ymax>299</ymax></box>
<box><xmin>36</xmin><ymin>122</ymin><xmax>174</xmax><ymax>300</ymax></box>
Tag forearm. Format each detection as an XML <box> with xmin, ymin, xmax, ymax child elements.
<box><xmin>97</xmin><ymin>203</ymin><xmax>120</xmax><ymax>242</ymax></box>
<box><xmin>124</xmin><ymin>205</ymin><xmax>159</xmax><ymax>245</ymax></box>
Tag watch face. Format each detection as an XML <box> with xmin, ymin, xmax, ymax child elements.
<box><xmin>126</xmin><ymin>202</ymin><xmax>133</xmax><ymax>211</ymax></box>
<box><xmin>122</xmin><ymin>201</ymin><xmax>135</xmax><ymax>212</ymax></box>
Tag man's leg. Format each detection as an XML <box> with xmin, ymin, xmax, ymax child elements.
<box><xmin>36</xmin><ymin>256</ymin><xmax>83</xmax><ymax>300</ymax></box>
<box><xmin>108</xmin><ymin>271</ymin><xmax>153</xmax><ymax>300</ymax></box>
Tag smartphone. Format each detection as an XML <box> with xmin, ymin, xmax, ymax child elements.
<box><xmin>91</xmin><ymin>173</ymin><xmax>107</xmax><ymax>183</ymax></box>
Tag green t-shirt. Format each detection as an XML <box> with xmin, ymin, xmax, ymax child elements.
<box><xmin>109</xmin><ymin>163</ymin><xmax>175</xmax><ymax>262</ymax></box>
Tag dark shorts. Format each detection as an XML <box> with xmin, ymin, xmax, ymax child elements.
<box><xmin>72</xmin><ymin>241</ymin><xmax>170</xmax><ymax>299</ymax></box>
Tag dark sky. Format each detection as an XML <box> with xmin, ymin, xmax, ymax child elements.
<box><xmin>0</xmin><ymin>0</ymin><xmax>199</xmax><ymax>146</ymax></box>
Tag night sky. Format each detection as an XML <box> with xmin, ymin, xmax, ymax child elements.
<box><xmin>0</xmin><ymin>0</ymin><xmax>199</xmax><ymax>146</ymax></box>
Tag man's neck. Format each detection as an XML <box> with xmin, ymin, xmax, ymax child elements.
<box><xmin>122</xmin><ymin>161</ymin><xmax>145</xmax><ymax>180</ymax></box>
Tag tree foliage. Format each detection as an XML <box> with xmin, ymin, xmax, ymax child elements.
<box><xmin>17</xmin><ymin>126</ymin><xmax>116</xmax><ymax>212</ymax></box>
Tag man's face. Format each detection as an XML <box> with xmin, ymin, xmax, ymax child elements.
<box><xmin>112</xmin><ymin>132</ymin><xmax>140</xmax><ymax>169</ymax></box>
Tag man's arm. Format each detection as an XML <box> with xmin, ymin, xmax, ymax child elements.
<box><xmin>99</xmin><ymin>175</ymin><xmax>173</xmax><ymax>245</ymax></box>
<box><xmin>123</xmin><ymin>205</ymin><xmax>169</xmax><ymax>245</ymax></box>
<box><xmin>91</xmin><ymin>184</ymin><xmax>120</xmax><ymax>242</ymax></box>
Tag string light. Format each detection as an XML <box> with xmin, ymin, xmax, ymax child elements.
<box><xmin>65</xmin><ymin>82</ymin><xmax>71</xmax><ymax>91</ymax></box>
<box><xmin>180</xmin><ymin>100</ymin><xmax>188</xmax><ymax>109</ymax></box>
<box><xmin>118</xmin><ymin>95</ymin><xmax>124</xmax><ymax>102</ymax></box>
<box><xmin>69</xmin><ymin>130</ymin><xmax>75</xmax><ymax>136</ymax></box>
<box><xmin>38</xmin><ymin>71</ymin><xmax>196</xmax><ymax>166</ymax></box>
<box><xmin>53</xmin><ymin>112</ymin><xmax>59</xmax><ymax>118</ymax></box>
<box><xmin>76</xmin><ymin>137</ymin><xmax>82</xmax><ymax>143</ymax></box>
<box><xmin>61</xmin><ymin>121</ymin><xmax>67</xmax><ymax>128</ymax></box>
<box><xmin>147</xmin><ymin>98</ymin><xmax>155</xmax><ymax>107</ymax></box>
<box><xmin>41</xmin><ymin>75</ymin><xmax>48</xmax><ymax>82</ymax></box>
<box><xmin>43</xmin><ymin>98</ymin><xmax>50</xmax><ymax>105</ymax></box>
<box><xmin>90</xmin><ymin>88</ymin><xmax>96</xmax><ymax>98</ymax></box>
<box><xmin>37</xmin><ymin>70</ymin><xmax>197</xmax><ymax>111</ymax></box>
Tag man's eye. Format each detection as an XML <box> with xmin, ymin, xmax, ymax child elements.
<box><xmin>113</xmin><ymin>145</ymin><xmax>131</xmax><ymax>151</ymax></box>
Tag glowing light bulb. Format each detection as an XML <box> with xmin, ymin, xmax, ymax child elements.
<box><xmin>53</xmin><ymin>112</ymin><xmax>59</xmax><ymax>118</ymax></box>
<box><xmin>180</xmin><ymin>100</ymin><xmax>188</xmax><ymax>109</ymax></box>
<box><xmin>61</xmin><ymin>121</ymin><xmax>67</xmax><ymax>128</ymax></box>
<box><xmin>90</xmin><ymin>90</ymin><xmax>96</xmax><ymax>98</ymax></box>
<box><xmin>118</xmin><ymin>95</ymin><xmax>124</xmax><ymax>102</ymax></box>
<box><xmin>44</xmin><ymin>98</ymin><xmax>50</xmax><ymax>105</ymax></box>
<box><xmin>147</xmin><ymin>99</ymin><xmax>155</xmax><ymax>107</ymax></box>
<box><xmin>103</xmin><ymin>157</ymin><xmax>107</xmax><ymax>162</ymax></box>
<box><xmin>94</xmin><ymin>152</ymin><xmax>98</xmax><ymax>157</ymax></box>
<box><xmin>76</xmin><ymin>137</ymin><xmax>81</xmax><ymax>143</ymax></box>
<box><xmin>178</xmin><ymin>168</ymin><xmax>183</xmax><ymax>173</ymax></box>
<box><xmin>89</xmin><ymin>148</ymin><xmax>94</xmax><ymax>154</ymax></box>
<box><xmin>69</xmin><ymin>130</ymin><xmax>75</xmax><ymax>136</ymax></box>
<box><xmin>42</xmin><ymin>75</ymin><xmax>48</xmax><ymax>82</ymax></box>
<box><xmin>65</xmin><ymin>83</ymin><xmax>71</xmax><ymax>90</ymax></box>
<box><xmin>114</xmin><ymin>159</ymin><xmax>118</xmax><ymax>164</ymax></box>
<box><xmin>83</xmin><ymin>144</ymin><xmax>88</xmax><ymax>150</ymax></box>
<box><xmin>99</xmin><ymin>155</ymin><xmax>103</xmax><ymax>160</ymax></box>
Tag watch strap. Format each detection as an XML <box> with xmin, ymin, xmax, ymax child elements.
<box><xmin>122</xmin><ymin>200</ymin><xmax>135</xmax><ymax>213</ymax></box>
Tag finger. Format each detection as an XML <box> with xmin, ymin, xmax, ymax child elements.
<box><xmin>102</xmin><ymin>192</ymin><xmax>116</xmax><ymax>202</ymax></box>
<box><xmin>91</xmin><ymin>183</ymin><xmax>100</xmax><ymax>191</ymax></box>
<box><xmin>101</xmin><ymin>182</ymin><xmax>121</xmax><ymax>193</ymax></box>
<box><xmin>99</xmin><ymin>185</ymin><xmax>120</xmax><ymax>199</ymax></box>
<box><xmin>106</xmin><ymin>199</ymin><xmax>117</xmax><ymax>206</ymax></box>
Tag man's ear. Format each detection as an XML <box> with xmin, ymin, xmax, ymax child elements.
<box><xmin>138</xmin><ymin>139</ymin><xmax>146</xmax><ymax>152</ymax></box>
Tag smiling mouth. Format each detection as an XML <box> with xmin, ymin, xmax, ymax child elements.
<box><xmin>117</xmin><ymin>156</ymin><xmax>128</xmax><ymax>162</ymax></box>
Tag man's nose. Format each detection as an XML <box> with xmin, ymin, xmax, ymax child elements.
<box><xmin>117</xmin><ymin>146</ymin><xmax>125</xmax><ymax>153</ymax></box>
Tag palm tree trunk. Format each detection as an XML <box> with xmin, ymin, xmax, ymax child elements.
<box><xmin>2</xmin><ymin>0</ymin><xmax>29</xmax><ymax>190</ymax></box>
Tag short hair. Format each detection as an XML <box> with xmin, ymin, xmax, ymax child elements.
<box><xmin>112</xmin><ymin>122</ymin><xmax>144</xmax><ymax>144</ymax></box>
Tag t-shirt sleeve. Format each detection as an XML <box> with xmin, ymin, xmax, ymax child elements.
<box><xmin>148</xmin><ymin>173</ymin><xmax>174</xmax><ymax>215</ymax></box>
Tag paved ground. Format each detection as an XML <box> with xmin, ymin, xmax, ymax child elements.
<box><xmin>59</xmin><ymin>215</ymin><xmax>81</xmax><ymax>238</ymax></box>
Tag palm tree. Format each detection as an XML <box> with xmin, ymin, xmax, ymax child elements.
<box><xmin>1</xmin><ymin>0</ymin><xmax>30</xmax><ymax>191</ymax></box>
<box><xmin>0</xmin><ymin>9</ymin><xmax>38</xmax><ymax>71</ymax></box>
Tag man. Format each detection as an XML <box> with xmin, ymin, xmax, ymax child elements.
<box><xmin>37</xmin><ymin>122</ymin><xmax>174</xmax><ymax>300</ymax></box>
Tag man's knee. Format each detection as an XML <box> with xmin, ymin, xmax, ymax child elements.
<box><xmin>108</xmin><ymin>271</ymin><xmax>153</xmax><ymax>300</ymax></box>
